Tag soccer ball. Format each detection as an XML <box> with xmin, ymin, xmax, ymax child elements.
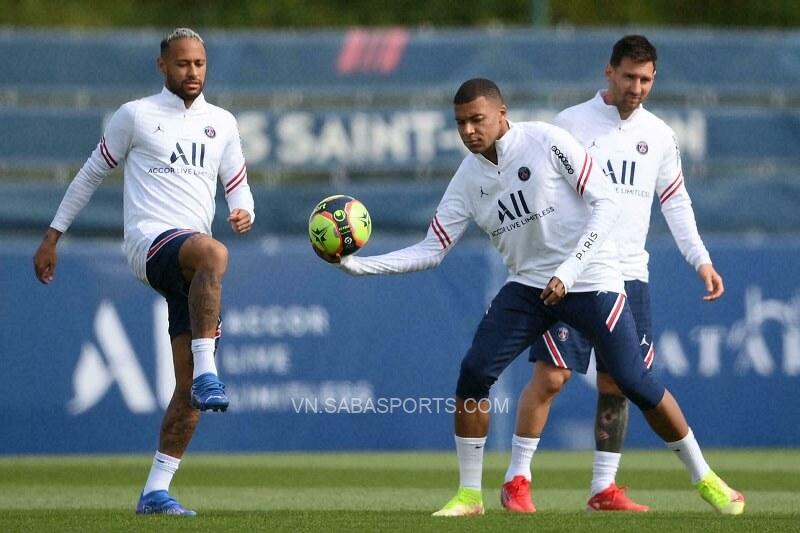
<box><xmin>308</xmin><ymin>195</ymin><xmax>372</xmax><ymax>257</ymax></box>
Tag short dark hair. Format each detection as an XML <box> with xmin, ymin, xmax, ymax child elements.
<box><xmin>609</xmin><ymin>35</ymin><xmax>657</xmax><ymax>68</ymax></box>
<box><xmin>453</xmin><ymin>78</ymin><xmax>504</xmax><ymax>105</ymax></box>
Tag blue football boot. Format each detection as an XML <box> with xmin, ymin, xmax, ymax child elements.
<box><xmin>190</xmin><ymin>372</ymin><xmax>229</xmax><ymax>412</ymax></box>
<box><xmin>136</xmin><ymin>490</ymin><xmax>197</xmax><ymax>516</ymax></box>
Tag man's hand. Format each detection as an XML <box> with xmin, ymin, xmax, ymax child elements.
<box><xmin>33</xmin><ymin>228</ymin><xmax>62</xmax><ymax>284</ymax></box>
<box><xmin>697</xmin><ymin>263</ymin><xmax>724</xmax><ymax>301</ymax></box>
<box><xmin>228</xmin><ymin>208</ymin><xmax>252</xmax><ymax>234</ymax></box>
<box><xmin>540</xmin><ymin>276</ymin><xmax>567</xmax><ymax>306</ymax></box>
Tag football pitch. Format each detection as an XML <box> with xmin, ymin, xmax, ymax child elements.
<box><xmin>1</xmin><ymin>449</ymin><xmax>797</xmax><ymax>532</ymax></box>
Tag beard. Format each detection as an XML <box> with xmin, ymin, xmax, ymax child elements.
<box><xmin>166</xmin><ymin>76</ymin><xmax>204</xmax><ymax>102</ymax></box>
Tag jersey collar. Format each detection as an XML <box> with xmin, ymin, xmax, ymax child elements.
<box><xmin>472</xmin><ymin>120</ymin><xmax>517</xmax><ymax>169</ymax></box>
<box><xmin>157</xmin><ymin>86</ymin><xmax>207</xmax><ymax>112</ymax></box>
<box><xmin>594</xmin><ymin>90</ymin><xmax>642</xmax><ymax>127</ymax></box>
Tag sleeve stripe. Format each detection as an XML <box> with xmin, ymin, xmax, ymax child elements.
<box><xmin>659</xmin><ymin>171</ymin><xmax>684</xmax><ymax>205</ymax></box>
<box><xmin>431</xmin><ymin>221</ymin><xmax>447</xmax><ymax>249</ymax></box>
<box><xmin>432</xmin><ymin>215</ymin><xmax>452</xmax><ymax>246</ymax></box>
<box><xmin>225</xmin><ymin>164</ymin><xmax>247</xmax><ymax>194</ymax></box>
<box><xmin>225</xmin><ymin>172</ymin><xmax>247</xmax><ymax>195</ymax></box>
<box><xmin>577</xmin><ymin>152</ymin><xmax>592</xmax><ymax>196</ymax></box>
<box><xmin>575</xmin><ymin>151</ymin><xmax>589</xmax><ymax>194</ymax></box>
<box><xmin>101</xmin><ymin>137</ymin><xmax>118</xmax><ymax>166</ymax></box>
<box><xmin>99</xmin><ymin>137</ymin><xmax>117</xmax><ymax>168</ymax></box>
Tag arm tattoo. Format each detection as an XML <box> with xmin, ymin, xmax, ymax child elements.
<box><xmin>594</xmin><ymin>393</ymin><xmax>629</xmax><ymax>453</ymax></box>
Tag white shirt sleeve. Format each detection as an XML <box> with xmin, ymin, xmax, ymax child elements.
<box><xmin>549</xmin><ymin>128</ymin><xmax>621</xmax><ymax>290</ymax></box>
<box><xmin>50</xmin><ymin>102</ymin><xmax>136</xmax><ymax>233</ymax></box>
<box><xmin>656</xmin><ymin>132</ymin><xmax>712</xmax><ymax>269</ymax></box>
<box><xmin>219</xmin><ymin>115</ymin><xmax>255</xmax><ymax>224</ymax></box>
<box><xmin>337</xmin><ymin>174</ymin><xmax>471</xmax><ymax>276</ymax></box>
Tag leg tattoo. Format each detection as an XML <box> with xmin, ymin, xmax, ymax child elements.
<box><xmin>595</xmin><ymin>393</ymin><xmax>629</xmax><ymax>453</ymax></box>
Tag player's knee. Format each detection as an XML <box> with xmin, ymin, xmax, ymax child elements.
<box><xmin>181</xmin><ymin>236</ymin><xmax>228</xmax><ymax>274</ymax></box>
<box><xmin>611</xmin><ymin>372</ymin><xmax>663</xmax><ymax>411</ymax></box>
<box><xmin>195</xmin><ymin>239</ymin><xmax>229</xmax><ymax>273</ymax></box>
<box><xmin>455</xmin><ymin>355</ymin><xmax>495</xmax><ymax>400</ymax></box>
<box><xmin>532</xmin><ymin>362</ymin><xmax>570</xmax><ymax>399</ymax></box>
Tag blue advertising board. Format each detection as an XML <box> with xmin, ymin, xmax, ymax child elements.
<box><xmin>1</xmin><ymin>237</ymin><xmax>798</xmax><ymax>453</ymax></box>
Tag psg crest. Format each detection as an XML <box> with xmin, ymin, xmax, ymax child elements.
<box><xmin>204</xmin><ymin>126</ymin><xmax>216</xmax><ymax>138</ymax></box>
<box><xmin>557</xmin><ymin>327</ymin><xmax>569</xmax><ymax>342</ymax></box>
<box><xmin>636</xmin><ymin>141</ymin><xmax>648</xmax><ymax>154</ymax></box>
<box><xmin>518</xmin><ymin>166</ymin><xmax>531</xmax><ymax>181</ymax></box>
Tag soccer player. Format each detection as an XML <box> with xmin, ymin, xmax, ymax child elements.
<box><xmin>318</xmin><ymin>78</ymin><xmax>743</xmax><ymax>516</ymax></box>
<box><xmin>32</xmin><ymin>28</ymin><xmax>254</xmax><ymax>516</ymax></box>
<box><xmin>500</xmin><ymin>35</ymin><xmax>727</xmax><ymax>515</ymax></box>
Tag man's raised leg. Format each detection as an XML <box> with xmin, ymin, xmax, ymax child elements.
<box><xmin>179</xmin><ymin>235</ymin><xmax>229</xmax><ymax>411</ymax></box>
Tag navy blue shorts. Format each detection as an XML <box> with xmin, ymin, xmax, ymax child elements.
<box><xmin>456</xmin><ymin>281</ymin><xmax>664</xmax><ymax>411</ymax></box>
<box><xmin>528</xmin><ymin>280</ymin><xmax>654</xmax><ymax>373</ymax></box>
<box><xmin>145</xmin><ymin>229</ymin><xmax>222</xmax><ymax>340</ymax></box>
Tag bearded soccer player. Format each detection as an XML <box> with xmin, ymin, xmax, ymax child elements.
<box><xmin>499</xmin><ymin>35</ymin><xmax>732</xmax><ymax>515</ymax></box>
<box><xmin>33</xmin><ymin>28</ymin><xmax>255</xmax><ymax>516</ymax></box>
<box><xmin>318</xmin><ymin>78</ymin><xmax>743</xmax><ymax>517</ymax></box>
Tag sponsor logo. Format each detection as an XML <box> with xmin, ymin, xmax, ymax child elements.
<box><xmin>204</xmin><ymin>126</ymin><xmax>216</xmax><ymax>138</ymax></box>
<box><xmin>497</xmin><ymin>190</ymin><xmax>531</xmax><ymax>223</ymax></box>
<box><xmin>551</xmin><ymin>145</ymin><xmax>574</xmax><ymax>174</ymax></box>
<box><xmin>153</xmin><ymin>124</ymin><xmax>165</xmax><ymax>134</ymax></box>
<box><xmin>480</xmin><ymin>186</ymin><xmax>488</xmax><ymax>198</ymax></box>
<box><xmin>604</xmin><ymin>159</ymin><xmax>636</xmax><ymax>186</ymax></box>
<box><xmin>69</xmin><ymin>300</ymin><xmax>173</xmax><ymax>415</ymax></box>
<box><xmin>170</xmin><ymin>142</ymin><xmax>206</xmax><ymax>167</ymax></box>
<box><xmin>518</xmin><ymin>166</ymin><xmax>531</xmax><ymax>181</ymax></box>
<box><xmin>637</xmin><ymin>141</ymin><xmax>648</xmax><ymax>154</ymax></box>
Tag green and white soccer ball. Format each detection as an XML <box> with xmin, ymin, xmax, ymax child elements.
<box><xmin>308</xmin><ymin>194</ymin><xmax>372</xmax><ymax>257</ymax></box>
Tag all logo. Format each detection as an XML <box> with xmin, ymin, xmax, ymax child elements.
<box><xmin>204</xmin><ymin>126</ymin><xmax>216</xmax><ymax>138</ymax></box>
<box><xmin>170</xmin><ymin>142</ymin><xmax>206</xmax><ymax>167</ymax></box>
<box><xmin>518</xmin><ymin>166</ymin><xmax>531</xmax><ymax>181</ymax></box>
<box><xmin>637</xmin><ymin>141</ymin><xmax>648</xmax><ymax>154</ymax></box>
<box><xmin>604</xmin><ymin>159</ymin><xmax>636</xmax><ymax>186</ymax></box>
<box><xmin>497</xmin><ymin>190</ymin><xmax>531</xmax><ymax>222</ymax></box>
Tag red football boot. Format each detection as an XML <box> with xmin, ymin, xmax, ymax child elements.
<box><xmin>586</xmin><ymin>483</ymin><xmax>650</xmax><ymax>512</ymax></box>
<box><xmin>500</xmin><ymin>475</ymin><xmax>536</xmax><ymax>513</ymax></box>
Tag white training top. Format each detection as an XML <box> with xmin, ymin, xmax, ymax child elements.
<box><xmin>50</xmin><ymin>87</ymin><xmax>255</xmax><ymax>284</ymax></box>
<box><xmin>554</xmin><ymin>91</ymin><xmax>711</xmax><ymax>282</ymax></box>
<box><xmin>339</xmin><ymin>121</ymin><xmax>624</xmax><ymax>294</ymax></box>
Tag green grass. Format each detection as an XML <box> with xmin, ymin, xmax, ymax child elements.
<box><xmin>0</xmin><ymin>450</ymin><xmax>798</xmax><ymax>532</ymax></box>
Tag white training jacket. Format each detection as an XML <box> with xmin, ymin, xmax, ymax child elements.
<box><xmin>50</xmin><ymin>87</ymin><xmax>255</xmax><ymax>284</ymax></box>
<box><xmin>555</xmin><ymin>91</ymin><xmax>711</xmax><ymax>282</ymax></box>
<box><xmin>339</xmin><ymin>121</ymin><xmax>625</xmax><ymax>294</ymax></box>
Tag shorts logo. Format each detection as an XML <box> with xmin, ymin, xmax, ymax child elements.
<box><xmin>551</xmin><ymin>146</ymin><xmax>574</xmax><ymax>174</ymax></box>
<box><xmin>557</xmin><ymin>327</ymin><xmax>569</xmax><ymax>342</ymax></box>
<box><xmin>518</xmin><ymin>166</ymin><xmax>531</xmax><ymax>181</ymax></box>
<box><xmin>637</xmin><ymin>141</ymin><xmax>648</xmax><ymax>154</ymax></box>
<box><xmin>204</xmin><ymin>126</ymin><xmax>216</xmax><ymax>138</ymax></box>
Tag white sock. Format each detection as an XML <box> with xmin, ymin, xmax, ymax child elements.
<box><xmin>142</xmin><ymin>451</ymin><xmax>180</xmax><ymax>495</ymax></box>
<box><xmin>590</xmin><ymin>450</ymin><xmax>621</xmax><ymax>495</ymax></box>
<box><xmin>504</xmin><ymin>434</ymin><xmax>539</xmax><ymax>482</ymax></box>
<box><xmin>455</xmin><ymin>435</ymin><xmax>486</xmax><ymax>490</ymax></box>
<box><xmin>191</xmin><ymin>338</ymin><xmax>217</xmax><ymax>379</ymax></box>
<box><xmin>665</xmin><ymin>427</ymin><xmax>711</xmax><ymax>484</ymax></box>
